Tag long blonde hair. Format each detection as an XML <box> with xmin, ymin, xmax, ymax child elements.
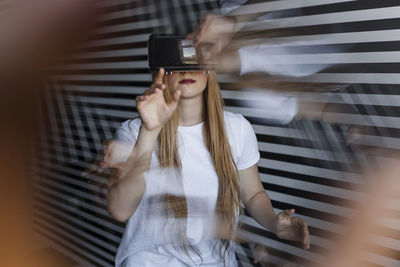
<box><xmin>156</xmin><ymin>71</ymin><xmax>242</xmax><ymax>263</ymax></box>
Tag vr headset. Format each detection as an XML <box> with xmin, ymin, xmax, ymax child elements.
<box><xmin>148</xmin><ymin>34</ymin><xmax>212</xmax><ymax>73</ymax></box>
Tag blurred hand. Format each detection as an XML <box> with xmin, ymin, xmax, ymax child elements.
<box><xmin>81</xmin><ymin>139</ymin><xmax>114</xmax><ymax>177</ymax></box>
<box><xmin>213</xmin><ymin>50</ymin><xmax>241</xmax><ymax>74</ymax></box>
<box><xmin>136</xmin><ymin>68</ymin><xmax>181</xmax><ymax>131</ymax></box>
<box><xmin>81</xmin><ymin>139</ymin><xmax>124</xmax><ymax>188</ymax></box>
<box><xmin>273</xmin><ymin>209</ymin><xmax>310</xmax><ymax>250</ymax></box>
<box><xmin>252</xmin><ymin>243</ymin><xmax>269</xmax><ymax>266</ymax></box>
<box><xmin>187</xmin><ymin>14</ymin><xmax>236</xmax><ymax>60</ymax></box>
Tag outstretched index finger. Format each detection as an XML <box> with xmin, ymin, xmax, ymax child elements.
<box><xmin>155</xmin><ymin>67</ymin><xmax>165</xmax><ymax>84</ymax></box>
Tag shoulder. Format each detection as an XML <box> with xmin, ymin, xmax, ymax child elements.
<box><xmin>224</xmin><ymin>110</ymin><xmax>256</xmax><ymax>139</ymax></box>
<box><xmin>223</xmin><ymin>111</ymin><xmax>260</xmax><ymax>169</ymax></box>
<box><xmin>223</xmin><ymin>110</ymin><xmax>253</xmax><ymax>131</ymax></box>
<box><xmin>223</xmin><ymin>110</ymin><xmax>246</xmax><ymax>126</ymax></box>
<box><xmin>223</xmin><ymin>110</ymin><xmax>255</xmax><ymax>140</ymax></box>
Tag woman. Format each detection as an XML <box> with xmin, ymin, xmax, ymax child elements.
<box><xmin>107</xmin><ymin>68</ymin><xmax>310</xmax><ymax>267</ymax></box>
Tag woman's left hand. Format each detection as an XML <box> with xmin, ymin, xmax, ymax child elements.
<box><xmin>273</xmin><ymin>209</ymin><xmax>310</xmax><ymax>250</ymax></box>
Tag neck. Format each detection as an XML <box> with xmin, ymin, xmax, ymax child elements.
<box><xmin>178</xmin><ymin>94</ymin><xmax>204</xmax><ymax>126</ymax></box>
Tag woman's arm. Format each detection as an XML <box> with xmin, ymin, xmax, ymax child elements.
<box><xmin>107</xmin><ymin>68</ymin><xmax>181</xmax><ymax>222</ymax></box>
<box><xmin>239</xmin><ymin>164</ymin><xmax>310</xmax><ymax>249</ymax></box>
<box><xmin>239</xmin><ymin>165</ymin><xmax>277</xmax><ymax>230</ymax></box>
<box><xmin>107</xmin><ymin>126</ymin><xmax>160</xmax><ymax>222</ymax></box>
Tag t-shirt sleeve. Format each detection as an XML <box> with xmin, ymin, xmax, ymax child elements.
<box><xmin>233</xmin><ymin>90</ymin><xmax>298</xmax><ymax>125</ymax></box>
<box><xmin>236</xmin><ymin>116</ymin><xmax>260</xmax><ymax>170</ymax></box>
<box><xmin>238</xmin><ymin>44</ymin><xmax>328</xmax><ymax>78</ymax></box>
<box><xmin>110</xmin><ymin>119</ymin><xmax>141</xmax><ymax>165</ymax></box>
<box><xmin>219</xmin><ymin>0</ymin><xmax>248</xmax><ymax>15</ymax></box>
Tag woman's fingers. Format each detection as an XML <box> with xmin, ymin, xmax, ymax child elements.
<box><xmin>303</xmin><ymin>222</ymin><xmax>310</xmax><ymax>249</ymax></box>
<box><xmin>167</xmin><ymin>90</ymin><xmax>181</xmax><ymax>110</ymax></box>
<box><xmin>282</xmin><ymin>209</ymin><xmax>295</xmax><ymax>217</ymax></box>
<box><xmin>196</xmin><ymin>18</ymin><xmax>211</xmax><ymax>44</ymax></box>
<box><xmin>195</xmin><ymin>14</ymin><xmax>216</xmax><ymax>44</ymax></box>
<box><xmin>154</xmin><ymin>67</ymin><xmax>165</xmax><ymax>84</ymax></box>
<box><xmin>145</xmin><ymin>83</ymin><xmax>166</xmax><ymax>95</ymax></box>
<box><xmin>173</xmin><ymin>89</ymin><xmax>181</xmax><ymax>102</ymax></box>
<box><xmin>252</xmin><ymin>244</ymin><xmax>269</xmax><ymax>265</ymax></box>
<box><xmin>136</xmin><ymin>95</ymin><xmax>149</xmax><ymax>103</ymax></box>
<box><xmin>137</xmin><ymin>86</ymin><xmax>167</xmax><ymax>107</ymax></box>
<box><xmin>293</xmin><ymin>217</ymin><xmax>310</xmax><ymax>249</ymax></box>
<box><xmin>186</xmin><ymin>30</ymin><xmax>197</xmax><ymax>41</ymax></box>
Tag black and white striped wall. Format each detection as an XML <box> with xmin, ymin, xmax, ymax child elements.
<box><xmin>34</xmin><ymin>1</ymin><xmax>400</xmax><ymax>266</ymax></box>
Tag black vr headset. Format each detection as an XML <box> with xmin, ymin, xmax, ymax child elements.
<box><xmin>148</xmin><ymin>34</ymin><xmax>212</xmax><ymax>73</ymax></box>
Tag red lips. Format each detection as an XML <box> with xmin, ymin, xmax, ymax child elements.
<box><xmin>179</xmin><ymin>79</ymin><xmax>196</xmax><ymax>85</ymax></box>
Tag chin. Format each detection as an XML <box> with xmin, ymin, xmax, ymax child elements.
<box><xmin>180</xmin><ymin>91</ymin><xmax>202</xmax><ymax>99</ymax></box>
<box><xmin>177</xmin><ymin>87</ymin><xmax>204</xmax><ymax>98</ymax></box>
<box><xmin>180</xmin><ymin>93</ymin><xmax>196</xmax><ymax>99</ymax></box>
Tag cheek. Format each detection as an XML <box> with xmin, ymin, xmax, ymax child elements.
<box><xmin>199</xmin><ymin>75</ymin><xmax>208</xmax><ymax>87</ymax></box>
<box><xmin>198</xmin><ymin>76</ymin><xmax>208</xmax><ymax>92</ymax></box>
<box><xmin>192</xmin><ymin>73</ymin><xmax>208</xmax><ymax>88</ymax></box>
<box><xmin>194</xmin><ymin>77</ymin><xmax>208</xmax><ymax>95</ymax></box>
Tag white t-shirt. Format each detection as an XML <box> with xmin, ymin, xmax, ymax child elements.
<box><xmin>111</xmin><ymin>111</ymin><xmax>260</xmax><ymax>267</ymax></box>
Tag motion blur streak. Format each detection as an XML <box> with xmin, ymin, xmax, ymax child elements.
<box><xmin>0</xmin><ymin>0</ymin><xmax>96</xmax><ymax>266</ymax></box>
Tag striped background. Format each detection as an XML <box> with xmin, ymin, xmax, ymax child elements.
<box><xmin>34</xmin><ymin>0</ymin><xmax>400</xmax><ymax>266</ymax></box>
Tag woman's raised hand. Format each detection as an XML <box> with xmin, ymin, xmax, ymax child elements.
<box><xmin>136</xmin><ymin>68</ymin><xmax>181</xmax><ymax>131</ymax></box>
